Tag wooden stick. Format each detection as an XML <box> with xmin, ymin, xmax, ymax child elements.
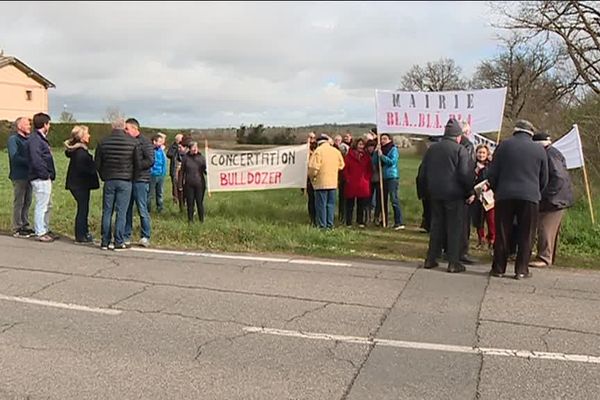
<box><xmin>205</xmin><ymin>138</ymin><xmax>211</xmax><ymax>198</ymax></box>
<box><xmin>378</xmin><ymin>133</ymin><xmax>387</xmax><ymax>228</ymax></box>
<box><xmin>575</xmin><ymin>125</ymin><xmax>595</xmax><ymax>223</ymax></box>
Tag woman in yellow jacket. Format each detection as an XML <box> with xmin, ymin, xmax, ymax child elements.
<box><xmin>308</xmin><ymin>134</ymin><xmax>345</xmax><ymax>229</ymax></box>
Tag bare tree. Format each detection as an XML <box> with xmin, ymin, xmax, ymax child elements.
<box><xmin>59</xmin><ymin>110</ymin><xmax>76</xmax><ymax>123</ymax></box>
<box><xmin>472</xmin><ymin>33</ymin><xmax>574</xmax><ymax>122</ymax></box>
<box><xmin>400</xmin><ymin>58</ymin><xmax>467</xmax><ymax>91</ymax></box>
<box><xmin>495</xmin><ymin>0</ymin><xmax>600</xmax><ymax>95</ymax></box>
<box><xmin>103</xmin><ymin>106</ymin><xmax>124</xmax><ymax>123</ymax></box>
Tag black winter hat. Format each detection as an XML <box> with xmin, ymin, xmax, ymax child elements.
<box><xmin>317</xmin><ymin>134</ymin><xmax>330</xmax><ymax>145</ymax></box>
<box><xmin>444</xmin><ymin>118</ymin><xmax>463</xmax><ymax>137</ymax></box>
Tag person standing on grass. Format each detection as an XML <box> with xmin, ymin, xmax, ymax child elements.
<box><xmin>179</xmin><ymin>142</ymin><xmax>207</xmax><ymax>223</ymax></box>
<box><xmin>95</xmin><ymin>118</ymin><xmax>137</xmax><ymax>251</ymax></box>
<box><xmin>167</xmin><ymin>133</ymin><xmax>184</xmax><ymax>205</ymax></box>
<box><xmin>488</xmin><ymin>120</ymin><xmax>548</xmax><ymax>280</ymax></box>
<box><xmin>64</xmin><ymin>125</ymin><xmax>99</xmax><ymax>244</ymax></box>
<box><xmin>27</xmin><ymin>113</ymin><xmax>56</xmax><ymax>243</ymax></box>
<box><xmin>308</xmin><ymin>134</ymin><xmax>345</xmax><ymax>229</ymax></box>
<box><xmin>8</xmin><ymin>116</ymin><xmax>34</xmax><ymax>238</ymax></box>
<box><xmin>149</xmin><ymin>134</ymin><xmax>167</xmax><ymax>213</ymax></box>
<box><xmin>529</xmin><ymin>132</ymin><xmax>574</xmax><ymax>269</ymax></box>
<box><xmin>372</xmin><ymin>133</ymin><xmax>405</xmax><ymax>230</ymax></box>
<box><xmin>419</xmin><ymin>118</ymin><xmax>474</xmax><ymax>273</ymax></box>
<box><xmin>124</xmin><ymin>118</ymin><xmax>155</xmax><ymax>248</ymax></box>
<box><xmin>458</xmin><ymin>124</ymin><xmax>477</xmax><ymax>265</ymax></box>
<box><xmin>343</xmin><ymin>138</ymin><xmax>372</xmax><ymax>227</ymax></box>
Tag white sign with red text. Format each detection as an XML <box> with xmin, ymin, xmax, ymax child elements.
<box><xmin>206</xmin><ymin>144</ymin><xmax>308</xmax><ymax>192</ymax></box>
<box><xmin>376</xmin><ymin>88</ymin><xmax>507</xmax><ymax>135</ymax></box>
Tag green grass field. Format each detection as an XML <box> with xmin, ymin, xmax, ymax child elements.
<box><xmin>0</xmin><ymin>149</ymin><xmax>598</xmax><ymax>269</ymax></box>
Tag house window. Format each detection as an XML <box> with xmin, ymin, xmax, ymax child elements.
<box><xmin>25</xmin><ymin>90</ymin><xmax>33</xmax><ymax>101</ymax></box>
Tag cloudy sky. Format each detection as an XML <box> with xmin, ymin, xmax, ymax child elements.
<box><xmin>0</xmin><ymin>1</ymin><xmax>502</xmax><ymax>128</ymax></box>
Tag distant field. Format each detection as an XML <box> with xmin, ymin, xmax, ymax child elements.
<box><xmin>0</xmin><ymin>149</ymin><xmax>597</xmax><ymax>269</ymax></box>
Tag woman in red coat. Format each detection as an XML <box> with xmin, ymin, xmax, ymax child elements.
<box><xmin>343</xmin><ymin>138</ymin><xmax>373</xmax><ymax>227</ymax></box>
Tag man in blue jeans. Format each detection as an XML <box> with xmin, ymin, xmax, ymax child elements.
<box><xmin>95</xmin><ymin>118</ymin><xmax>137</xmax><ymax>250</ymax></box>
<box><xmin>372</xmin><ymin>133</ymin><xmax>405</xmax><ymax>230</ymax></box>
<box><xmin>124</xmin><ymin>118</ymin><xmax>154</xmax><ymax>248</ymax></box>
<box><xmin>308</xmin><ymin>134</ymin><xmax>345</xmax><ymax>229</ymax></box>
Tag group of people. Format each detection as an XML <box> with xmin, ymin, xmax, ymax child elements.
<box><xmin>306</xmin><ymin>129</ymin><xmax>405</xmax><ymax>230</ymax></box>
<box><xmin>7</xmin><ymin>114</ymin><xmax>207</xmax><ymax>250</ymax></box>
<box><xmin>417</xmin><ymin>118</ymin><xmax>573</xmax><ymax>278</ymax></box>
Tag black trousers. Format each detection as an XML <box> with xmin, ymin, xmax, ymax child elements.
<box><xmin>338</xmin><ymin>178</ymin><xmax>345</xmax><ymax>221</ymax></box>
<box><xmin>307</xmin><ymin>184</ymin><xmax>316</xmax><ymax>226</ymax></box>
<box><xmin>427</xmin><ymin>199</ymin><xmax>464</xmax><ymax>264</ymax></box>
<box><xmin>421</xmin><ymin>197</ymin><xmax>431</xmax><ymax>232</ymax></box>
<box><xmin>492</xmin><ymin>200</ymin><xmax>538</xmax><ymax>275</ymax></box>
<box><xmin>70</xmin><ymin>189</ymin><xmax>91</xmax><ymax>241</ymax></box>
<box><xmin>461</xmin><ymin>203</ymin><xmax>471</xmax><ymax>258</ymax></box>
<box><xmin>345</xmin><ymin>197</ymin><xmax>368</xmax><ymax>226</ymax></box>
<box><xmin>184</xmin><ymin>184</ymin><xmax>205</xmax><ymax>223</ymax></box>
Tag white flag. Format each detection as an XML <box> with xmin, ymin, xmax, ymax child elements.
<box><xmin>553</xmin><ymin>125</ymin><xmax>584</xmax><ymax>169</ymax></box>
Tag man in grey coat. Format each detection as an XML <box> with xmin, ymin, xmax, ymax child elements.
<box><xmin>487</xmin><ymin>120</ymin><xmax>549</xmax><ymax>279</ymax></box>
<box><xmin>529</xmin><ymin>132</ymin><xmax>574</xmax><ymax>268</ymax></box>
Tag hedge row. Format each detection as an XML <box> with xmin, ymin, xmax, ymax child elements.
<box><xmin>0</xmin><ymin>121</ymin><xmax>189</xmax><ymax>149</ymax></box>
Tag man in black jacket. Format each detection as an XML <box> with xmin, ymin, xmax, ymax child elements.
<box><xmin>418</xmin><ymin>119</ymin><xmax>474</xmax><ymax>273</ymax></box>
<box><xmin>124</xmin><ymin>118</ymin><xmax>155</xmax><ymax>248</ymax></box>
<box><xmin>166</xmin><ymin>133</ymin><xmax>184</xmax><ymax>206</ymax></box>
<box><xmin>529</xmin><ymin>133</ymin><xmax>574</xmax><ymax>268</ymax></box>
<box><xmin>27</xmin><ymin>113</ymin><xmax>56</xmax><ymax>243</ymax></box>
<box><xmin>95</xmin><ymin>118</ymin><xmax>137</xmax><ymax>250</ymax></box>
<box><xmin>488</xmin><ymin>120</ymin><xmax>549</xmax><ymax>279</ymax></box>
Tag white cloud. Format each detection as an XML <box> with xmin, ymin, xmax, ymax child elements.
<box><xmin>0</xmin><ymin>1</ymin><xmax>499</xmax><ymax>128</ymax></box>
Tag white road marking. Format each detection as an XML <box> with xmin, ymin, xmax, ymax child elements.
<box><xmin>130</xmin><ymin>247</ymin><xmax>352</xmax><ymax>267</ymax></box>
<box><xmin>244</xmin><ymin>326</ymin><xmax>600</xmax><ymax>365</ymax></box>
<box><xmin>0</xmin><ymin>294</ymin><xmax>122</xmax><ymax>316</ymax></box>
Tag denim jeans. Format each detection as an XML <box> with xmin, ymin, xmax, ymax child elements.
<box><xmin>101</xmin><ymin>180</ymin><xmax>133</xmax><ymax>246</ymax></box>
<box><xmin>315</xmin><ymin>189</ymin><xmax>336</xmax><ymax>229</ymax></box>
<box><xmin>125</xmin><ymin>181</ymin><xmax>151</xmax><ymax>241</ymax></box>
<box><xmin>149</xmin><ymin>175</ymin><xmax>165</xmax><ymax>213</ymax></box>
<box><xmin>30</xmin><ymin>179</ymin><xmax>52</xmax><ymax>236</ymax></box>
<box><xmin>383</xmin><ymin>178</ymin><xmax>403</xmax><ymax>226</ymax></box>
<box><xmin>70</xmin><ymin>189</ymin><xmax>90</xmax><ymax>241</ymax></box>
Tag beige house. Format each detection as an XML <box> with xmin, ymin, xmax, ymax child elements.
<box><xmin>0</xmin><ymin>53</ymin><xmax>55</xmax><ymax>122</ymax></box>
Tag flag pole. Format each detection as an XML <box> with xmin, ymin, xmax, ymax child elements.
<box><xmin>377</xmin><ymin>132</ymin><xmax>387</xmax><ymax>228</ymax></box>
<box><xmin>575</xmin><ymin>125</ymin><xmax>595</xmax><ymax>224</ymax></box>
<box><xmin>304</xmin><ymin>135</ymin><xmax>311</xmax><ymax>197</ymax></box>
<box><xmin>205</xmin><ymin>138</ymin><xmax>212</xmax><ymax>198</ymax></box>
<box><xmin>496</xmin><ymin>89</ymin><xmax>508</xmax><ymax>144</ymax></box>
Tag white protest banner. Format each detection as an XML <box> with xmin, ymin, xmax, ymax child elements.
<box><xmin>553</xmin><ymin>125</ymin><xmax>584</xmax><ymax>170</ymax></box>
<box><xmin>375</xmin><ymin>88</ymin><xmax>507</xmax><ymax>135</ymax></box>
<box><xmin>206</xmin><ymin>144</ymin><xmax>308</xmax><ymax>192</ymax></box>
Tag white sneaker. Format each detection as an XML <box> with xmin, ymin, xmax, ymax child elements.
<box><xmin>393</xmin><ymin>225</ymin><xmax>406</xmax><ymax>231</ymax></box>
<box><xmin>139</xmin><ymin>237</ymin><xmax>150</xmax><ymax>248</ymax></box>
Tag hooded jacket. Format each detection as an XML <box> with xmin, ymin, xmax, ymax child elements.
<box><xmin>343</xmin><ymin>148</ymin><xmax>372</xmax><ymax>199</ymax></box>
<box><xmin>540</xmin><ymin>146</ymin><xmax>574</xmax><ymax>212</ymax></box>
<box><xmin>308</xmin><ymin>141</ymin><xmax>345</xmax><ymax>190</ymax></box>
<box><xmin>64</xmin><ymin>142</ymin><xmax>100</xmax><ymax>191</ymax></box>
<box><xmin>372</xmin><ymin>142</ymin><xmax>399</xmax><ymax>180</ymax></box>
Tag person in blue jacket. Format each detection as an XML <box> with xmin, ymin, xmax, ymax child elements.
<box><xmin>149</xmin><ymin>134</ymin><xmax>167</xmax><ymax>213</ymax></box>
<box><xmin>7</xmin><ymin>117</ymin><xmax>34</xmax><ymax>238</ymax></box>
<box><xmin>372</xmin><ymin>133</ymin><xmax>404</xmax><ymax>230</ymax></box>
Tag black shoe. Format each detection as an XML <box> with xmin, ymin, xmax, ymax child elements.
<box><xmin>113</xmin><ymin>243</ymin><xmax>129</xmax><ymax>251</ymax></box>
<box><xmin>459</xmin><ymin>255</ymin><xmax>477</xmax><ymax>265</ymax></box>
<box><xmin>47</xmin><ymin>231</ymin><xmax>60</xmax><ymax>240</ymax></box>
<box><xmin>423</xmin><ymin>260</ymin><xmax>439</xmax><ymax>269</ymax></box>
<box><xmin>447</xmin><ymin>263</ymin><xmax>466</xmax><ymax>273</ymax></box>
<box><xmin>489</xmin><ymin>270</ymin><xmax>504</xmax><ymax>278</ymax></box>
<box><xmin>514</xmin><ymin>272</ymin><xmax>532</xmax><ymax>280</ymax></box>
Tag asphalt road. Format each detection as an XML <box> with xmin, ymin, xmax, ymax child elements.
<box><xmin>0</xmin><ymin>235</ymin><xmax>599</xmax><ymax>399</ymax></box>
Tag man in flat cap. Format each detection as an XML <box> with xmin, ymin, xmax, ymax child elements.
<box><xmin>487</xmin><ymin>120</ymin><xmax>549</xmax><ymax>279</ymax></box>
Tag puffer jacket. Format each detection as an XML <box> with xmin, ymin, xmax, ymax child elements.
<box><xmin>94</xmin><ymin>129</ymin><xmax>137</xmax><ymax>181</ymax></box>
